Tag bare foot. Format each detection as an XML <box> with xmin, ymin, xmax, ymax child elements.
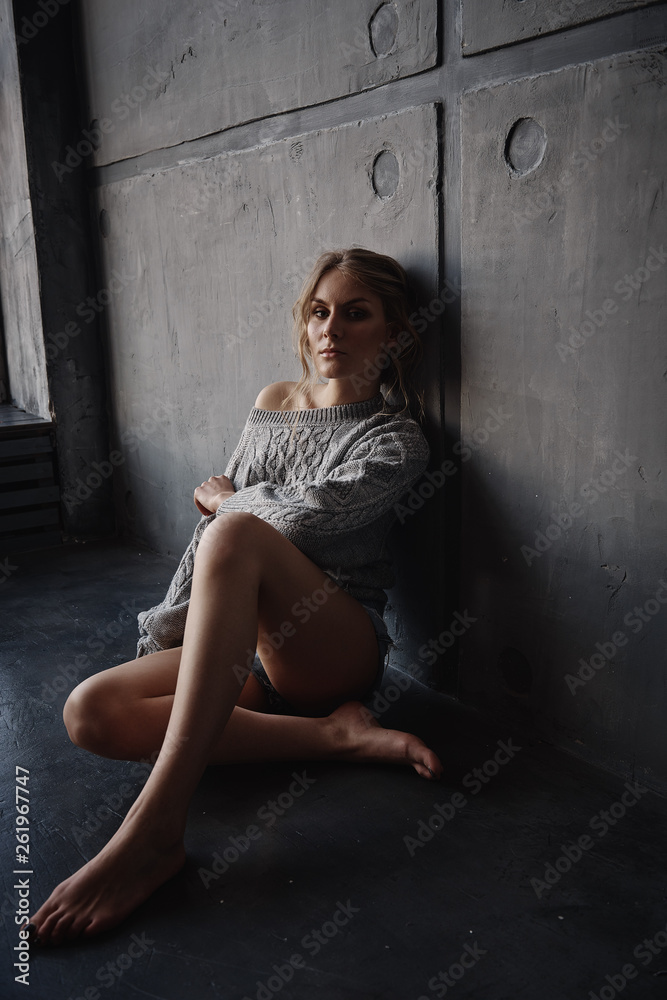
<box><xmin>327</xmin><ymin>701</ymin><xmax>443</xmax><ymax>780</ymax></box>
<box><xmin>25</xmin><ymin>814</ymin><xmax>186</xmax><ymax>946</ymax></box>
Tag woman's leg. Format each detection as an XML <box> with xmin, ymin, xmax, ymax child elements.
<box><xmin>63</xmin><ymin>645</ymin><xmax>439</xmax><ymax>768</ymax></box>
<box><xmin>28</xmin><ymin>512</ymin><xmax>441</xmax><ymax>945</ymax></box>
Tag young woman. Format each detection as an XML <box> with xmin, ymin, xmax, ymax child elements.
<box><xmin>25</xmin><ymin>247</ymin><xmax>443</xmax><ymax>946</ymax></box>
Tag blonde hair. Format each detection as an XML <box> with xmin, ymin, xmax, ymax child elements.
<box><xmin>278</xmin><ymin>247</ymin><xmax>425</xmax><ymax>438</ymax></box>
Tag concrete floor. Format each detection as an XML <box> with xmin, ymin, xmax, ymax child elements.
<box><xmin>2</xmin><ymin>539</ymin><xmax>667</xmax><ymax>1000</ymax></box>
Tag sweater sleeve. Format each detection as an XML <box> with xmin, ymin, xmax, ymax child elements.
<box><xmin>136</xmin><ymin>512</ymin><xmax>214</xmax><ymax>656</ymax></box>
<box><xmin>214</xmin><ymin>419</ymin><xmax>430</xmax><ymax>543</ymax></box>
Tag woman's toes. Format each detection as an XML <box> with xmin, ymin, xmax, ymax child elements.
<box><xmin>426</xmin><ymin>756</ymin><xmax>443</xmax><ymax>780</ymax></box>
<box><xmin>65</xmin><ymin>914</ymin><xmax>92</xmax><ymax>943</ymax></box>
<box><xmin>73</xmin><ymin>911</ymin><xmax>96</xmax><ymax>937</ymax></box>
<box><xmin>34</xmin><ymin>903</ymin><xmax>65</xmax><ymax>946</ymax></box>
<box><xmin>47</xmin><ymin>914</ymin><xmax>72</xmax><ymax>947</ymax></box>
<box><xmin>408</xmin><ymin>744</ymin><xmax>443</xmax><ymax>780</ymax></box>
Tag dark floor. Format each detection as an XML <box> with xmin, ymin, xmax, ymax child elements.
<box><xmin>2</xmin><ymin>540</ymin><xmax>667</xmax><ymax>1000</ymax></box>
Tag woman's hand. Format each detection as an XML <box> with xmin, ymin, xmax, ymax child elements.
<box><xmin>194</xmin><ymin>474</ymin><xmax>236</xmax><ymax>516</ymax></box>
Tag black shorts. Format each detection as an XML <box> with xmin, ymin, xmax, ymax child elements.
<box><xmin>249</xmin><ymin>599</ymin><xmax>393</xmax><ymax>715</ymax></box>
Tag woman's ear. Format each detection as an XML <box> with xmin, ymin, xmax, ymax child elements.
<box><xmin>385</xmin><ymin>320</ymin><xmax>400</xmax><ymax>342</ymax></box>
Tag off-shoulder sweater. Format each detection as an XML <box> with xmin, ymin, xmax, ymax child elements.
<box><xmin>136</xmin><ymin>390</ymin><xmax>429</xmax><ymax>657</ymax></box>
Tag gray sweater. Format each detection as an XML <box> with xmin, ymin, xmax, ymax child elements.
<box><xmin>136</xmin><ymin>390</ymin><xmax>430</xmax><ymax>657</ymax></box>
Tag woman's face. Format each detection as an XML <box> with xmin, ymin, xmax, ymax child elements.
<box><xmin>306</xmin><ymin>269</ymin><xmax>396</xmax><ymax>388</ymax></box>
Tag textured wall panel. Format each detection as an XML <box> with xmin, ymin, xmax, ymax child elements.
<box><xmin>462</xmin><ymin>0</ymin><xmax>664</xmax><ymax>55</ymax></box>
<box><xmin>95</xmin><ymin>104</ymin><xmax>439</xmax><ymax>586</ymax></box>
<box><xmin>460</xmin><ymin>49</ymin><xmax>667</xmax><ymax>785</ymax></box>
<box><xmin>78</xmin><ymin>0</ymin><xmax>437</xmax><ymax>166</ymax></box>
<box><xmin>0</xmin><ymin>0</ymin><xmax>49</xmax><ymax>417</ymax></box>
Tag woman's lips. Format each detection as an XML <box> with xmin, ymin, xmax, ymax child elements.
<box><xmin>320</xmin><ymin>349</ymin><xmax>343</xmax><ymax>355</ymax></box>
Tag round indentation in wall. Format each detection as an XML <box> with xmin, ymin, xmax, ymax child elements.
<box><xmin>99</xmin><ymin>209</ymin><xmax>110</xmax><ymax>238</ymax></box>
<box><xmin>369</xmin><ymin>3</ymin><xmax>399</xmax><ymax>57</ymax></box>
<box><xmin>498</xmin><ymin>646</ymin><xmax>532</xmax><ymax>694</ymax></box>
<box><xmin>504</xmin><ymin>117</ymin><xmax>547</xmax><ymax>176</ymax></box>
<box><xmin>372</xmin><ymin>149</ymin><xmax>399</xmax><ymax>199</ymax></box>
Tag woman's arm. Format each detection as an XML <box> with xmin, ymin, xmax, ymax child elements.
<box><xmin>194</xmin><ymin>474</ymin><xmax>236</xmax><ymax>516</ymax></box>
<box><xmin>192</xmin><ymin>382</ymin><xmax>289</xmax><ymax>517</ymax></box>
<box><xmin>212</xmin><ymin>419</ymin><xmax>430</xmax><ymax>538</ymax></box>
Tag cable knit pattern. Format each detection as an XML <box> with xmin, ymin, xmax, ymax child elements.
<box><xmin>136</xmin><ymin>391</ymin><xmax>429</xmax><ymax>657</ymax></box>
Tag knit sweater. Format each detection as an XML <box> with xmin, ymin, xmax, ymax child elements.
<box><xmin>136</xmin><ymin>390</ymin><xmax>430</xmax><ymax>657</ymax></box>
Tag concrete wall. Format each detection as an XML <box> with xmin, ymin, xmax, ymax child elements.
<box><xmin>12</xmin><ymin>0</ymin><xmax>114</xmax><ymax>538</ymax></box>
<box><xmin>80</xmin><ymin>0</ymin><xmax>437</xmax><ymax>165</ymax></box>
<box><xmin>93</xmin><ymin>105</ymin><xmax>439</xmax><ymax>559</ymax></box>
<box><xmin>77</xmin><ymin>0</ymin><xmax>443</xmax><ymax>669</ymax></box>
<box><xmin>460</xmin><ymin>47</ymin><xmax>667</xmax><ymax>789</ymax></box>
<box><xmin>0</xmin><ymin>0</ymin><xmax>49</xmax><ymax>418</ymax></box>
<box><xmin>462</xmin><ymin>0</ymin><xmax>663</xmax><ymax>54</ymax></box>
<box><xmin>16</xmin><ymin>0</ymin><xmax>667</xmax><ymax>788</ymax></box>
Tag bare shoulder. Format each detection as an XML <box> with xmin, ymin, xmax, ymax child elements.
<box><xmin>254</xmin><ymin>381</ymin><xmax>299</xmax><ymax>411</ymax></box>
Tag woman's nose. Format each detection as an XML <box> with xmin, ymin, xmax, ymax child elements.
<box><xmin>323</xmin><ymin>310</ymin><xmax>342</xmax><ymax>337</ymax></box>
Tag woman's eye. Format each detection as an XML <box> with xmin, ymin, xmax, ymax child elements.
<box><xmin>310</xmin><ymin>308</ymin><xmax>367</xmax><ymax>319</ymax></box>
